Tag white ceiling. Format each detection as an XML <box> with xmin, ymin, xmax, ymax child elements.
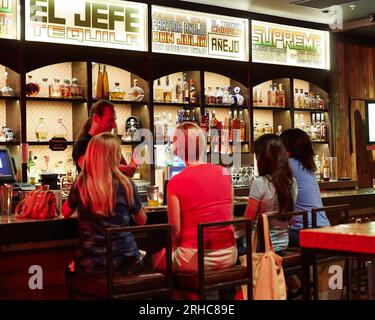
<box><xmin>179</xmin><ymin>0</ymin><xmax>375</xmax><ymax>26</ymax></box>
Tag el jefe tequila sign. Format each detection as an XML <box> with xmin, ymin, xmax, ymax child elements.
<box><xmin>25</xmin><ymin>0</ymin><xmax>147</xmax><ymax>51</ymax></box>
<box><xmin>0</xmin><ymin>0</ymin><xmax>17</xmax><ymax>39</ymax></box>
<box><xmin>252</xmin><ymin>20</ymin><xmax>330</xmax><ymax>70</ymax></box>
<box><xmin>152</xmin><ymin>6</ymin><xmax>248</xmax><ymax>61</ymax></box>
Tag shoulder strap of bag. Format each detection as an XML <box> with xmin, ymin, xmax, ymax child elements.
<box><xmin>261</xmin><ymin>214</ymin><xmax>275</xmax><ymax>253</ymax></box>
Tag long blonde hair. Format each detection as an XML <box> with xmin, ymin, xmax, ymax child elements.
<box><xmin>77</xmin><ymin>132</ymin><xmax>134</xmax><ymax>217</ymax></box>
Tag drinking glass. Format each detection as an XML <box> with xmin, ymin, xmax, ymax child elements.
<box><xmin>146</xmin><ymin>186</ymin><xmax>159</xmax><ymax>207</ymax></box>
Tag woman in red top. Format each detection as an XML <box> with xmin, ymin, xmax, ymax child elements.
<box><xmin>153</xmin><ymin>122</ymin><xmax>237</xmax><ymax>275</ymax></box>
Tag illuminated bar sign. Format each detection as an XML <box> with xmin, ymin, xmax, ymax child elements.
<box><xmin>0</xmin><ymin>0</ymin><xmax>18</xmax><ymax>39</ymax></box>
<box><xmin>252</xmin><ymin>20</ymin><xmax>330</xmax><ymax>70</ymax></box>
<box><xmin>25</xmin><ymin>0</ymin><xmax>147</xmax><ymax>51</ymax></box>
<box><xmin>152</xmin><ymin>5</ymin><xmax>249</xmax><ymax>62</ymax></box>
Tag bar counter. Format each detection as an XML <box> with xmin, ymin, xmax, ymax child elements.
<box><xmin>1</xmin><ymin>188</ymin><xmax>375</xmax><ymax>299</ymax></box>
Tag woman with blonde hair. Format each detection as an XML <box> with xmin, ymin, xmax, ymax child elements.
<box><xmin>62</xmin><ymin>132</ymin><xmax>147</xmax><ymax>274</ymax></box>
<box><xmin>153</xmin><ymin>122</ymin><xmax>237</xmax><ymax>280</ymax></box>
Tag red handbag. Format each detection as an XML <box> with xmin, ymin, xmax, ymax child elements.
<box><xmin>16</xmin><ymin>190</ymin><xmax>57</xmax><ymax>219</ymax></box>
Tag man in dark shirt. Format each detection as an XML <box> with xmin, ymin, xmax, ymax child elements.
<box><xmin>73</xmin><ymin>100</ymin><xmax>137</xmax><ymax>177</ymax></box>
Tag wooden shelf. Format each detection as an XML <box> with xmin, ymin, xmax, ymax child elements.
<box><xmin>204</xmin><ymin>104</ymin><xmax>248</xmax><ymax>109</ymax></box>
<box><xmin>91</xmin><ymin>99</ymin><xmax>147</xmax><ymax>105</ymax></box>
<box><xmin>0</xmin><ymin>141</ymin><xmax>20</xmax><ymax>146</ymax></box>
<box><xmin>312</xmin><ymin>141</ymin><xmax>329</xmax><ymax>144</ymax></box>
<box><xmin>294</xmin><ymin>108</ymin><xmax>329</xmax><ymax>112</ymax></box>
<box><xmin>207</xmin><ymin>141</ymin><xmax>249</xmax><ymax>145</ymax></box>
<box><xmin>0</xmin><ymin>96</ymin><xmax>19</xmax><ymax>101</ymax></box>
<box><xmin>26</xmin><ymin>97</ymin><xmax>87</xmax><ymax>103</ymax></box>
<box><xmin>253</xmin><ymin>106</ymin><xmax>290</xmax><ymax>111</ymax></box>
<box><xmin>154</xmin><ymin>102</ymin><xmax>198</xmax><ymax>107</ymax></box>
<box><xmin>27</xmin><ymin>141</ymin><xmax>74</xmax><ymax>146</ymax></box>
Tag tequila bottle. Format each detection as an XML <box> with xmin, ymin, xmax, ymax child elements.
<box><xmin>0</xmin><ymin>72</ymin><xmax>16</xmax><ymax>97</ymax></box>
<box><xmin>49</xmin><ymin>77</ymin><xmax>61</xmax><ymax>98</ymax></box>
<box><xmin>189</xmin><ymin>79</ymin><xmax>197</xmax><ymax>104</ymax></box>
<box><xmin>164</xmin><ymin>76</ymin><xmax>173</xmax><ymax>103</ymax></box>
<box><xmin>128</xmin><ymin>79</ymin><xmax>144</xmax><ymax>101</ymax></box>
<box><xmin>110</xmin><ymin>82</ymin><xmax>125</xmax><ymax>100</ymax></box>
<box><xmin>316</xmin><ymin>93</ymin><xmax>325</xmax><ymax>109</ymax></box>
<box><xmin>61</xmin><ymin>78</ymin><xmax>71</xmax><ymax>98</ymax></box>
<box><xmin>320</xmin><ymin>113</ymin><xmax>327</xmax><ymax>141</ymax></box>
<box><xmin>35</xmin><ymin>117</ymin><xmax>48</xmax><ymax>141</ymax></box>
<box><xmin>154</xmin><ymin>78</ymin><xmax>164</xmax><ymax>102</ymax></box>
<box><xmin>276</xmin><ymin>83</ymin><xmax>285</xmax><ymax>107</ymax></box>
<box><xmin>26</xmin><ymin>75</ymin><xmax>40</xmax><ymax>97</ymax></box>
<box><xmin>174</xmin><ymin>78</ymin><xmax>182</xmax><ymax>103</ymax></box>
<box><xmin>71</xmin><ymin>78</ymin><xmax>83</xmax><ymax>98</ymax></box>
<box><xmin>53</xmin><ymin>118</ymin><xmax>68</xmax><ymax>139</ymax></box>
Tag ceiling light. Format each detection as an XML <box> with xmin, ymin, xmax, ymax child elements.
<box><xmin>349</xmin><ymin>4</ymin><xmax>356</xmax><ymax>10</ymax></box>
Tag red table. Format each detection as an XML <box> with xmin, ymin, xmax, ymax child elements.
<box><xmin>300</xmin><ymin>222</ymin><xmax>375</xmax><ymax>300</ymax></box>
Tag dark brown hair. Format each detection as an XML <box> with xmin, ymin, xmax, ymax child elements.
<box><xmin>280</xmin><ymin>128</ymin><xmax>316</xmax><ymax>173</ymax></box>
<box><xmin>77</xmin><ymin>99</ymin><xmax>115</xmax><ymax>139</ymax></box>
<box><xmin>254</xmin><ymin>134</ymin><xmax>294</xmax><ymax>213</ymax></box>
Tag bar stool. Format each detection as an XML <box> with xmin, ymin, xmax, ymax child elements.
<box><xmin>265</xmin><ymin>210</ymin><xmax>309</xmax><ymax>299</ymax></box>
<box><xmin>66</xmin><ymin>223</ymin><xmax>172</xmax><ymax>300</ymax></box>
<box><xmin>173</xmin><ymin>218</ymin><xmax>253</xmax><ymax>300</ymax></box>
<box><xmin>311</xmin><ymin>204</ymin><xmax>351</xmax><ymax>300</ymax></box>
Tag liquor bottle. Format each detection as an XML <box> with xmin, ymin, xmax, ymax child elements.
<box><xmin>314</xmin><ymin>155</ymin><xmax>322</xmax><ymax>181</ymax></box>
<box><xmin>166</xmin><ymin>113</ymin><xmax>174</xmax><ymax>139</ymax></box>
<box><xmin>154</xmin><ymin>78</ymin><xmax>164</xmax><ymax>102</ymax></box>
<box><xmin>322</xmin><ymin>154</ymin><xmax>330</xmax><ymax>181</ymax></box>
<box><xmin>294</xmin><ymin>88</ymin><xmax>299</xmax><ymax>108</ymax></box>
<box><xmin>231</xmin><ymin>110</ymin><xmax>241</xmax><ymax>143</ymax></box>
<box><xmin>215</xmin><ymin>87</ymin><xmax>223</xmax><ymax>105</ymax></box>
<box><xmin>257</xmin><ymin>87</ymin><xmax>263</xmax><ymax>106</ymax></box>
<box><xmin>200</xmin><ymin>109</ymin><xmax>210</xmax><ymax>134</ymax></box>
<box><xmin>267</xmin><ymin>84</ymin><xmax>273</xmax><ymax>106</ymax></box>
<box><xmin>175</xmin><ymin>78</ymin><xmax>182</xmax><ymax>102</ymax></box>
<box><xmin>96</xmin><ymin>64</ymin><xmax>103</xmax><ymax>99</ymax></box>
<box><xmin>61</xmin><ymin>171</ymin><xmax>74</xmax><ymax>198</ymax></box>
<box><xmin>161</xmin><ymin>112</ymin><xmax>168</xmax><ymax>141</ymax></box>
<box><xmin>303</xmin><ymin>91</ymin><xmax>311</xmax><ymax>108</ymax></box>
<box><xmin>276</xmin><ymin>125</ymin><xmax>283</xmax><ymax>136</ymax></box>
<box><xmin>315</xmin><ymin>113</ymin><xmax>322</xmax><ymax>141</ymax></box>
<box><xmin>253</xmin><ymin>120</ymin><xmax>261</xmax><ymax>140</ymax></box>
<box><xmin>311</xmin><ymin>113</ymin><xmax>318</xmax><ymax>141</ymax></box>
<box><xmin>299</xmin><ymin>89</ymin><xmax>305</xmax><ymax>108</ymax></box>
<box><xmin>234</xmin><ymin>87</ymin><xmax>244</xmax><ymax>106</ymax></box>
<box><xmin>183</xmin><ymin>73</ymin><xmax>189</xmax><ymax>104</ymax></box>
<box><xmin>0</xmin><ymin>71</ymin><xmax>16</xmax><ymax>96</ymax></box>
<box><xmin>102</xmin><ymin>65</ymin><xmax>109</xmax><ymax>99</ymax></box>
<box><xmin>49</xmin><ymin>77</ymin><xmax>61</xmax><ymax>98</ymax></box>
<box><xmin>189</xmin><ymin>79</ymin><xmax>197</xmax><ymax>104</ymax></box>
<box><xmin>71</xmin><ymin>78</ymin><xmax>83</xmax><ymax>98</ymax></box>
<box><xmin>264</xmin><ymin>121</ymin><xmax>273</xmax><ymax>134</ymax></box>
<box><xmin>164</xmin><ymin>76</ymin><xmax>173</xmax><ymax>103</ymax></box>
<box><xmin>239</xmin><ymin>110</ymin><xmax>245</xmax><ymax>142</ymax></box>
<box><xmin>253</xmin><ymin>87</ymin><xmax>258</xmax><ymax>106</ymax></box>
<box><xmin>164</xmin><ymin>142</ymin><xmax>174</xmax><ymax>166</ymax></box>
<box><xmin>27</xmin><ymin>151</ymin><xmax>36</xmax><ymax>184</ymax></box>
<box><xmin>316</xmin><ymin>93</ymin><xmax>325</xmax><ymax>109</ymax></box>
<box><xmin>26</xmin><ymin>75</ymin><xmax>40</xmax><ymax>97</ymax></box>
<box><xmin>310</xmin><ymin>93</ymin><xmax>317</xmax><ymax>109</ymax></box>
<box><xmin>40</xmin><ymin>77</ymin><xmax>49</xmax><ymax>97</ymax></box>
<box><xmin>61</xmin><ymin>78</ymin><xmax>71</xmax><ymax>98</ymax></box>
<box><xmin>299</xmin><ymin>114</ymin><xmax>306</xmax><ymax>132</ymax></box>
<box><xmin>35</xmin><ymin>117</ymin><xmax>48</xmax><ymax>141</ymax></box>
<box><xmin>222</xmin><ymin>87</ymin><xmax>230</xmax><ymax>105</ymax></box>
<box><xmin>277</xmin><ymin>83</ymin><xmax>285</xmax><ymax>107</ymax></box>
<box><xmin>225</xmin><ymin>111</ymin><xmax>232</xmax><ymax>143</ymax></box>
<box><xmin>128</xmin><ymin>79</ymin><xmax>144</xmax><ymax>101</ymax></box>
<box><xmin>53</xmin><ymin>118</ymin><xmax>68</xmax><ymax>139</ymax></box>
<box><xmin>110</xmin><ymin>82</ymin><xmax>125</xmax><ymax>100</ymax></box>
<box><xmin>320</xmin><ymin>113</ymin><xmax>327</xmax><ymax>141</ymax></box>
<box><xmin>154</xmin><ymin>113</ymin><xmax>163</xmax><ymax>142</ymax></box>
<box><xmin>207</xmin><ymin>87</ymin><xmax>215</xmax><ymax>104</ymax></box>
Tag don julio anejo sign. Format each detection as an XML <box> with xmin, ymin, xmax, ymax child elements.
<box><xmin>25</xmin><ymin>0</ymin><xmax>147</xmax><ymax>51</ymax></box>
<box><xmin>152</xmin><ymin>6</ymin><xmax>249</xmax><ymax>62</ymax></box>
<box><xmin>0</xmin><ymin>0</ymin><xmax>18</xmax><ymax>39</ymax></box>
<box><xmin>252</xmin><ymin>20</ymin><xmax>330</xmax><ymax>70</ymax></box>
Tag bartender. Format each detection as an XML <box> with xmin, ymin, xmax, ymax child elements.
<box><xmin>73</xmin><ymin>99</ymin><xmax>137</xmax><ymax>177</ymax></box>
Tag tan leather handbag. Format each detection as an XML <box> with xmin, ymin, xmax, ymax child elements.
<box><xmin>239</xmin><ymin>213</ymin><xmax>287</xmax><ymax>300</ymax></box>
